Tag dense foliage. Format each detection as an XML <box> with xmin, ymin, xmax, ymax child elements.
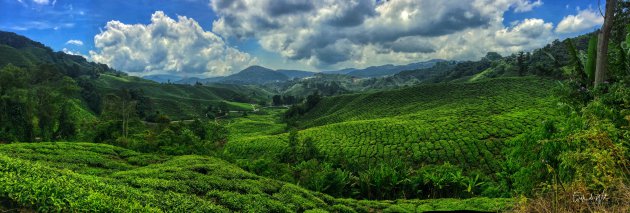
<box><xmin>0</xmin><ymin>64</ymin><xmax>81</xmax><ymax>142</ymax></box>
<box><xmin>0</xmin><ymin>142</ymin><xmax>514</xmax><ymax>212</ymax></box>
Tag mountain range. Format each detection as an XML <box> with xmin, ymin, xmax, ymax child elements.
<box><xmin>156</xmin><ymin>59</ymin><xmax>446</xmax><ymax>85</ymax></box>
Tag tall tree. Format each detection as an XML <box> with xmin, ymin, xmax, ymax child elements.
<box><xmin>218</xmin><ymin>102</ymin><xmax>229</xmax><ymax>116</ymax></box>
<box><xmin>272</xmin><ymin>95</ymin><xmax>283</xmax><ymax>106</ymax></box>
<box><xmin>35</xmin><ymin>87</ymin><xmax>59</xmax><ymax>141</ymax></box>
<box><xmin>517</xmin><ymin>52</ymin><xmax>526</xmax><ymax>76</ymax></box>
<box><xmin>305</xmin><ymin>91</ymin><xmax>321</xmax><ymax>110</ymax></box>
<box><xmin>595</xmin><ymin>0</ymin><xmax>618</xmax><ymax>87</ymax></box>
<box><xmin>102</xmin><ymin>89</ymin><xmax>137</xmax><ymax>139</ymax></box>
<box><xmin>55</xmin><ymin>102</ymin><xmax>76</xmax><ymax>140</ymax></box>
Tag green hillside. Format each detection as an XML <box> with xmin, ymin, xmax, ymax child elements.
<box><xmin>294</xmin><ymin>77</ymin><xmax>554</xmax><ymax>127</ymax></box>
<box><xmin>0</xmin><ymin>31</ymin><xmax>262</xmax><ymax>122</ymax></box>
<box><xmin>0</xmin><ymin>142</ymin><xmax>514</xmax><ymax>212</ymax></box>
<box><xmin>93</xmin><ymin>74</ymin><xmax>260</xmax><ymax>120</ymax></box>
<box><xmin>0</xmin><ymin>31</ymin><xmax>120</xmax><ymax>77</ymax></box>
<box><xmin>224</xmin><ymin>77</ymin><xmax>559</xmax><ymax>199</ymax></box>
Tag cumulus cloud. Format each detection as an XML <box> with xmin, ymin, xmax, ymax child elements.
<box><xmin>89</xmin><ymin>11</ymin><xmax>255</xmax><ymax>77</ymax></box>
<box><xmin>210</xmin><ymin>0</ymin><xmax>556</xmax><ymax>68</ymax></box>
<box><xmin>556</xmin><ymin>8</ymin><xmax>604</xmax><ymax>34</ymax></box>
<box><xmin>65</xmin><ymin>39</ymin><xmax>83</xmax><ymax>46</ymax></box>
<box><xmin>495</xmin><ymin>19</ymin><xmax>554</xmax><ymax>47</ymax></box>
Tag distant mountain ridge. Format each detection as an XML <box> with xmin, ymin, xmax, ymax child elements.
<box><xmin>220</xmin><ymin>66</ymin><xmax>289</xmax><ymax>84</ymax></box>
<box><xmin>342</xmin><ymin>59</ymin><xmax>446</xmax><ymax>78</ymax></box>
<box><xmin>169</xmin><ymin>59</ymin><xmax>445</xmax><ymax>85</ymax></box>
<box><xmin>173</xmin><ymin>66</ymin><xmax>296</xmax><ymax>85</ymax></box>
<box><xmin>142</xmin><ymin>74</ymin><xmax>183</xmax><ymax>83</ymax></box>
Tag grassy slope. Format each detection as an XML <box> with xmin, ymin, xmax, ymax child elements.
<box><xmin>94</xmin><ymin>74</ymin><xmax>257</xmax><ymax>120</ymax></box>
<box><xmin>226</xmin><ymin>77</ymin><xmax>558</xmax><ymax>172</ymax></box>
<box><xmin>226</xmin><ymin>109</ymin><xmax>287</xmax><ymax>140</ymax></box>
<box><xmin>0</xmin><ymin>142</ymin><xmax>513</xmax><ymax>212</ymax></box>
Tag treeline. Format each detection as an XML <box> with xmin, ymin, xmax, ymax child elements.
<box><xmin>284</xmin><ymin>92</ymin><xmax>321</xmax><ymax>121</ymax></box>
<box><xmin>0</xmin><ymin>61</ymin><xmax>124</xmax><ymax>143</ymax></box>
<box><xmin>0</xmin><ymin>64</ymin><xmax>82</xmax><ymax>142</ymax></box>
<box><xmin>204</xmin><ymin>101</ymin><xmax>238</xmax><ymax>119</ymax></box>
<box><xmin>91</xmin><ymin>115</ymin><xmax>228</xmax><ymax>155</ymax></box>
<box><xmin>86</xmin><ymin>87</ymin><xmax>232</xmax><ymax>155</ymax></box>
<box><xmin>271</xmin><ymin>95</ymin><xmax>300</xmax><ymax>106</ymax></box>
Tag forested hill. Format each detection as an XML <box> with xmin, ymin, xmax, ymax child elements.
<box><xmin>0</xmin><ymin>31</ymin><xmax>121</xmax><ymax>76</ymax></box>
<box><xmin>361</xmin><ymin>33</ymin><xmax>596</xmax><ymax>90</ymax></box>
<box><xmin>0</xmin><ymin>31</ymin><xmax>265</xmax><ymax>143</ymax></box>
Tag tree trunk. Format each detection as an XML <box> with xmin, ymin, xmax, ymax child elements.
<box><xmin>595</xmin><ymin>0</ymin><xmax>617</xmax><ymax>87</ymax></box>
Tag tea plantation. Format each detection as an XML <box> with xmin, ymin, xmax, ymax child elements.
<box><xmin>0</xmin><ymin>142</ymin><xmax>513</xmax><ymax>212</ymax></box>
<box><xmin>226</xmin><ymin>77</ymin><xmax>558</xmax><ymax>172</ymax></box>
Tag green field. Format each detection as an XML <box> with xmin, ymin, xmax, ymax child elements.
<box><xmin>0</xmin><ymin>142</ymin><xmax>514</xmax><ymax>212</ymax></box>
<box><xmin>226</xmin><ymin>77</ymin><xmax>558</xmax><ymax>172</ymax></box>
<box><xmin>225</xmin><ymin>109</ymin><xmax>287</xmax><ymax>139</ymax></box>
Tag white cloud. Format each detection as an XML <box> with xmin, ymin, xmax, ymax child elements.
<box><xmin>210</xmin><ymin>0</ymin><xmax>555</xmax><ymax>69</ymax></box>
<box><xmin>32</xmin><ymin>0</ymin><xmax>49</xmax><ymax>5</ymax></box>
<box><xmin>89</xmin><ymin>11</ymin><xmax>256</xmax><ymax>77</ymax></box>
<box><xmin>65</xmin><ymin>39</ymin><xmax>83</xmax><ymax>46</ymax></box>
<box><xmin>556</xmin><ymin>8</ymin><xmax>603</xmax><ymax>34</ymax></box>
<box><xmin>512</xmin><ymin>0</ymin><xmax>543</xmax><ymax>13</ymax></box>
<box><xmin>495</xmin><ymin>19</ymin><xmax>554</xmax><ymax>47</ymax></box>
<box><xmin>62</xmin><ymin>48</ymin><xmax>87</xmax><ymax>58</ymax></box>
<box><xmin>16</xmin><ymin>0</ymin><xmax>57</xmax><ymax>7</ymax></box>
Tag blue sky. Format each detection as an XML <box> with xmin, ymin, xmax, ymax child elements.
<box><xmin>1</xmin><ymin>0</ymin><xmax>219</xmax><ymax>55</ymax></box>
<box><xmin>0</xmin><ymin>0</ymin><xmax>606</xmax><ymax>77</ymax></box>
<box><xmin>505</xmin><ymin>0</ymin><xmax>595</xmax><ymax>24</ymax></box>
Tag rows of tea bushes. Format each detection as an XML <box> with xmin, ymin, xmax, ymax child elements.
<box><xmin>0</xmin><ymin>142</ymin><xmax>514</xmax><ymax>212</ymax></box>
<box><xmin>226</xmin><ymin>78</ymin><xmax>557</xmax><ymax>174</ymax></box>
<box><xmin>293</xmin><ymin>77</ymin><xmax>555</xmax><ymax>128</ymax></box>
<box><xmin>299</xmin><ymin>108</ymin><xmax>549</xmax><ymax>172</ymax></box>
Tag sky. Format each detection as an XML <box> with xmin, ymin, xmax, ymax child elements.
<box><xmin>0</xmin><ymin>0</ymin><xmax>607</xmax><ymax>78</ymax></box>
